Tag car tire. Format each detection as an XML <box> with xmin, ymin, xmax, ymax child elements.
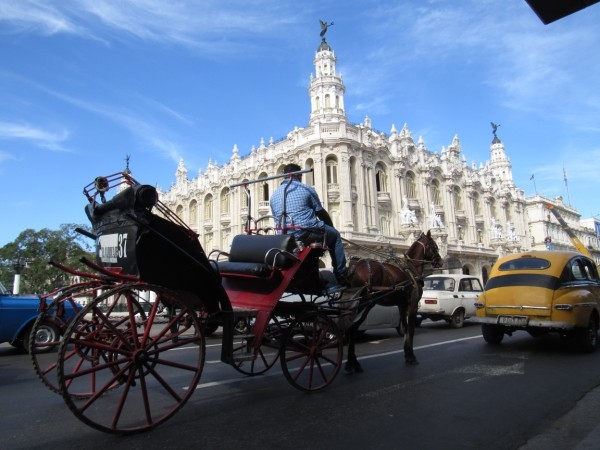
<box><xmin>482</xmin><ymin>324</ymin><xmax>504</xmax><ymax>344</ymax></box>
<box><xmin>449</xmin><ymin>309</ymin><xmax>465</xmax><ymax>329</ymax></box>
<box><xmin>575</xmin><ymin>317</ymin><xmax>598</xmax><ymax>353</ymax></box>
<box><xmin>23</xmin><ymin>321</ymin><xmax>60</xmax><ymax>354</ymax></box>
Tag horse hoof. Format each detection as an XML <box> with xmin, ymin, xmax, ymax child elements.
<box><xmin>405</xmin><ymin>359</ymin><xmax>419</xmax><ymax>366</ymax></box>
<box><xmin>345</xmin><ymin>362</ymin><xmax>364</xmax><ymax>374</ymax></box>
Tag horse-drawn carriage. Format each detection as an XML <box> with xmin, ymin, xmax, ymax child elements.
<box><xmin>29</xmin><ymin>170</ymin><xmax>443</xmax><ymax>434</ymax></box>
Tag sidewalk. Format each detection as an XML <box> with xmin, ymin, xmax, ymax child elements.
<box><xmin>519</xmin><ymin>384</ymin><xmax>600</xmax><ymax>449</ymax></box>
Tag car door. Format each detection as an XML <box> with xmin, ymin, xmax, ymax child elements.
<box><xmin>458</xmin><ymin>278</ymin><xmax>483</xmax><ymax>317</ymax></box>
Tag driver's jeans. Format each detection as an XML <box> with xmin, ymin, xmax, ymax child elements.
<box><xmin>301</xmin><ymin>224</ymin><xmax>347</xmax><ymax>282</ymax></box>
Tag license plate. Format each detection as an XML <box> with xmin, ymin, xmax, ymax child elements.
<box><xmin>498</xmin><ymin>315</ymin><xmax>528</xmax><ymax>326</ymax></box>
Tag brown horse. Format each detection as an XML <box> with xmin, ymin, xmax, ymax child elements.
<box><xmin>344</xmin><ymin>230</ymin><xmax>443</xmax><ymax>373</ymax></box>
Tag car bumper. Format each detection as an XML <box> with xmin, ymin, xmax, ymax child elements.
<box><xmin>471</xmin><ymin>316</ymin><xmax>575</xmax><ymax>329</ymax></box>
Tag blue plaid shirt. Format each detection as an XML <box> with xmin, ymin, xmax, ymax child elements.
<box><xmin>270</xmin><ymin>178</ymin><xmax>324</xmax><ymax>232</ymax></box>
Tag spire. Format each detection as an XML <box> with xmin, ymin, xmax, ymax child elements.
<box><xmin>309</xmin><ymin>20</ymin><xmax>347</xmax><ymax>126</ymax></box>
<box><xmin>489</xmin><ymin>125</ymin><xmax>513</xmax><ymax>184</ymax></box>
<box><xmin>176</xmin><ymin>158</ymin><xmax>187</xmax><ymax>185</ymax></box>
<box><xmin>445</xmin><ymin>134</ymin><xmax>461</xmax><ymax>160</ymax></box>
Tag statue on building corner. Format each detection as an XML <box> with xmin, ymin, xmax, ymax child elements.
<box><xmin>490</xmin><ymin>218</ymin><xmax>503</xmax><ymax>239</ymax></box>
<box><xmin>429</xmin><ymin>202</ymin><xmax>444</xmax><ymax>229</ymax></box>
<box><xmin>400</xmin><ymin>195</ymin><xmax>411</xmax><ymax>225</ymax></box>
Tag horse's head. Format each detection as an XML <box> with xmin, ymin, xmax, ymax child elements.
<box><xmin>419</xmin><ymin>230</ymin><xmax>443</xmax><ymax>268</ymax></box>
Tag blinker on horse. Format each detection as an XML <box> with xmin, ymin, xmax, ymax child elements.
<box><xmin>343</xmin><ymin>230</ymin><xmax>443</xmax><ymax>373</ymax></box>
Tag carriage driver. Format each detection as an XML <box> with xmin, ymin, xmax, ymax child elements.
<box><xmin>270</xmin><ymin>163</ymin><xmax>348</xmax><ymax>290</ymax></box>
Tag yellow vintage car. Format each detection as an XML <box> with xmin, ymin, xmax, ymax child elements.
<box><xmin>474</xmin><ymin>251</ymin><xmax>600</xmax><ymax>352</ymax></box>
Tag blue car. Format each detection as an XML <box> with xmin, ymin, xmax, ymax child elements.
<box><xmin>0</xmin><ymin>281</ymin><xmax>81</xmax><ymax>353</ymax></box>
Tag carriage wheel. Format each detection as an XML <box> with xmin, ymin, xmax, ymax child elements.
<box><xmin>231</xmin><ymin>313</ymin><xmax>285</xmax><ymax>376</ymax></box>
<box><xmin>57</xmin><ymin>283</ymin><xmax>205</xmax><ymax>434</ymax></box>
<box><xmin>29</xmin><ymin>281</ymin><xmax>108</xmax><ymax>395</ymax></box>
<box><xmin>280</xmin><ymin>312</ymin><xmax>343</xmax><ymax>392</ymax></box>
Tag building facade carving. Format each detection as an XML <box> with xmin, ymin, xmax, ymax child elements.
<box><xmin>158</xmin><ymin>35</ymin><xmax>599</xmax><ymax>284</ymax></box>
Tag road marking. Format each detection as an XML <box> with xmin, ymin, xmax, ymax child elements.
<box><xmin>195</xmin><ymin>334</ymin><xmax>484</xmax><ymax>389</ymax></box>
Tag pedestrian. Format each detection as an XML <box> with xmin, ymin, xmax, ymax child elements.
<box><xmin>270</xmin><ymin>163</ymin><xmax>348</xmax><ymax>289</ymax></box>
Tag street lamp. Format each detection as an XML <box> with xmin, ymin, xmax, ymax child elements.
<box><xmin>12</xmin><ymin>256</ymin><xmax>25</xmax><ymax>295</ymax></box>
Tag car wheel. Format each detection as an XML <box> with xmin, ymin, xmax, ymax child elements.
<box><xmin>482</xmin><ymin>324</ymin><xmax>504</xmax><ymax>344</ymax></box>
<box><xmin>575</xmin><ymin>317</ymin><xmax>598</xmax><ymax>353</ymax></box>
<box><xmin>449</xmin><ymin>309</ymin><xmax>465</xmax><ymax>329</ymax></box>
<box><xmin>23</xmin><ymin>321</ymin><xmax>60</xmax><ymax>354</ymax></box>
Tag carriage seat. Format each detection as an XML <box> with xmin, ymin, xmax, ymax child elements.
<box><xmin>215</xmin><ymin>234</ymin><xmax>299</xmax><ymax>280</ymax></box>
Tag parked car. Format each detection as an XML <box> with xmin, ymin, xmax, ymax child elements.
<box><xmin>0</xmin><ymin>281</ymin><xmax>81</xmax><ymax>352</ymax></box>
<box><xmin>473</xmin><ymin>251</ymin><xmax>600</xmax><ymax>352</ymax></box>
<box><xmin>358</xmin><ymin>303</ymin><xmax>402</xmax><ymax>334</ymax></box>
<box><xmin>417</xmin><ymin>274</ymin><xmax>483</xmax><ymax>328</ymax></box>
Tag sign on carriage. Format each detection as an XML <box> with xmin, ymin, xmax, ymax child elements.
<box><xmin>97</xmin><ymin>232</ymin><xmax>129</xmax><ymax>263</ymax></box>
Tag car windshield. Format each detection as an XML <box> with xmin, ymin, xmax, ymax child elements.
<box><xmin>424</xmin><ymin>277</ymin><xmax>455</xmax><ymax>291</ymax></box>
<box><xmin>498</xmin><ymin>257</ymin><xmax>550</xmax><ymax>271</ymax></box>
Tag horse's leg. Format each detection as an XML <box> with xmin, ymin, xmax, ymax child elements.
<box><xmin>345</xmin><ymin>322</ymin><xmax>363</xmax><ymax>374</ymax></box>
<box><xmin>404</xmin><ymin>289</ymin><xmax>420</xmax><ymax>365</ymax></box>
<box><xmin>345</xmin><ymin>301</ymin><xmax>376</xmax><ymax>374</ymax></box>
<box><xmin>398</xmin><ymin>304</ymin><xmax>407</xmax><ymax>337</ymax></box>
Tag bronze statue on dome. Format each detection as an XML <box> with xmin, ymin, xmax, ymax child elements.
<box><xmin>491</xmin><ymin>122</ymin><xmax>500</xmax><ymax>138</ymax></box>
<box><xmin>320</xmin><ymin>19</ymin><xmax>334</xmax><ymax>40</ymax></box>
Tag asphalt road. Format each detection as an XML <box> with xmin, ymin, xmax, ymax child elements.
<box><xmin>2</xmin><ymin>320</ymin><xmax>600</xmax><ymax>450</ymax></box>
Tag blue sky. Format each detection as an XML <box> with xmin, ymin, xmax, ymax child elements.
<box><xmin>1</xmin><ymin>0</ymin><xmax>600</xmax><ymax>247</ymax></box>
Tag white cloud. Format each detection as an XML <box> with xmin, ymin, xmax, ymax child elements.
<box><xmin>0</xmin><ymin>121</ymin><xmax>70</xmax><ymax>151</ymax></box>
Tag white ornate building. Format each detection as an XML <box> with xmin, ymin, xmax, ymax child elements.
<box><xmin>158</xmin><ymin>34</ymin><xmax>599</xmax><ymax>283</ymax></box>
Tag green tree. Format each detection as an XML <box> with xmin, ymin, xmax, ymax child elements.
<box><xmin>0</xmin><ymin>224</ymin><xmax>95</xmax><ymax>294</ymax></box>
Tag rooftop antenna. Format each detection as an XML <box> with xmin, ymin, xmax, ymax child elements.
<box><xmin>563</xmin><ymin>166</ymin><xmax>571</xmax><ymax>206</ymax></box>
<box><xmin>530</xmin><ymin>173</ymin><xmax>537</xmax><ymax>195</ymax></box>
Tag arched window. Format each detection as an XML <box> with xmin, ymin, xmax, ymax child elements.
<box><xmin>241</xmin><ymin>180</ymin><xmax>249</xmax><ymax>208</ymax></box>
<box><xmin>305</xmin><ymin>159</ymin><xmax>315</xmax><ymax>186</ymax></box>
<box><xmin>258</xmin><ymin>172</ymin><xmax>269</xmax><ymax>201</ymax></box>
<box><xmin>490</xmin><ymin>198</ymin><xmax>497</xmax><ymax>219</ymax></box>
<box><xmin>452</xmin><ymin>186</ymin><xmax>463</xmax><ymax>210</ymax></box>
<box><xmin>405</xmin><ymin>172</ymin><xmax>417</xmax><ymax>198</ymax></box>
<box><xmin>261</xmin><ymin>182</ymin><xmax>269</xmax><ymax>201</ymax></box>
<box><xmin>326</xmin><ymin>157</ymin><xmax>338</xmax><ymax>185</ymax></box>
<box><xmin>176</xmin><ymin>205</ymin><xmax>184</xmax><ymax>221</ymax></box>
<box><xmin>431</xmin><ymin>179</ymin><xmax>442</xmax><ymax>205</ymax></box>
<box><xmin>379</xmin><ymin>214</ymin><xmax>390</xmax><ymax>236</ymax></box>
<box><xmin>325</xmin><ymin>94</ymin><xmax>331</xmax><ymax>108</ymax></box>
<box><xmin>375</xmin><ymin>163</ymin><xmax>387</xmax><ymax>192</ymax></box>
<box><xmin>472</xmin><ymin>192</ymin><xmax>481</xmax><ymax>215</ymax></box>
<box><xmin>204</xmin><ymin>194</ymin><xmax>213</xmax><ymax>220</ymax></box>
<box><xmin>189</xmin><ymin>200</ymin><xmax>197</xmax><ymax>227</ymax></box>
<box><xmin>221</xmin><ymin>187</ymin><xmax>230</xmax><ymax>214</ymax></box>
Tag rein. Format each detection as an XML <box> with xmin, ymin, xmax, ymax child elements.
<box><xmin>341</xmin><ymin>235</ymin><xmax>436</xmax><ymax>266</ymax></box>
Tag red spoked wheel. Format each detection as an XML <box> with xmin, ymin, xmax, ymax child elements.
<box><xmin>57</xmin><ymin>283</ymin><xmax>205</xmax><ymax>434</ymax></box>
<box><xmin>280</xmin><ymin>311</ymin><xmax>343</xmax><ymax>392</ymax></box>
<box><xmin>29</xmin><ymin>281</ymin><xmax>111</xmax><ymax>396</ymax></box>
<box><xmin>231</xmin><ymin>313</ymin><xmax>286</xmax><ymax>376</ymax></box>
